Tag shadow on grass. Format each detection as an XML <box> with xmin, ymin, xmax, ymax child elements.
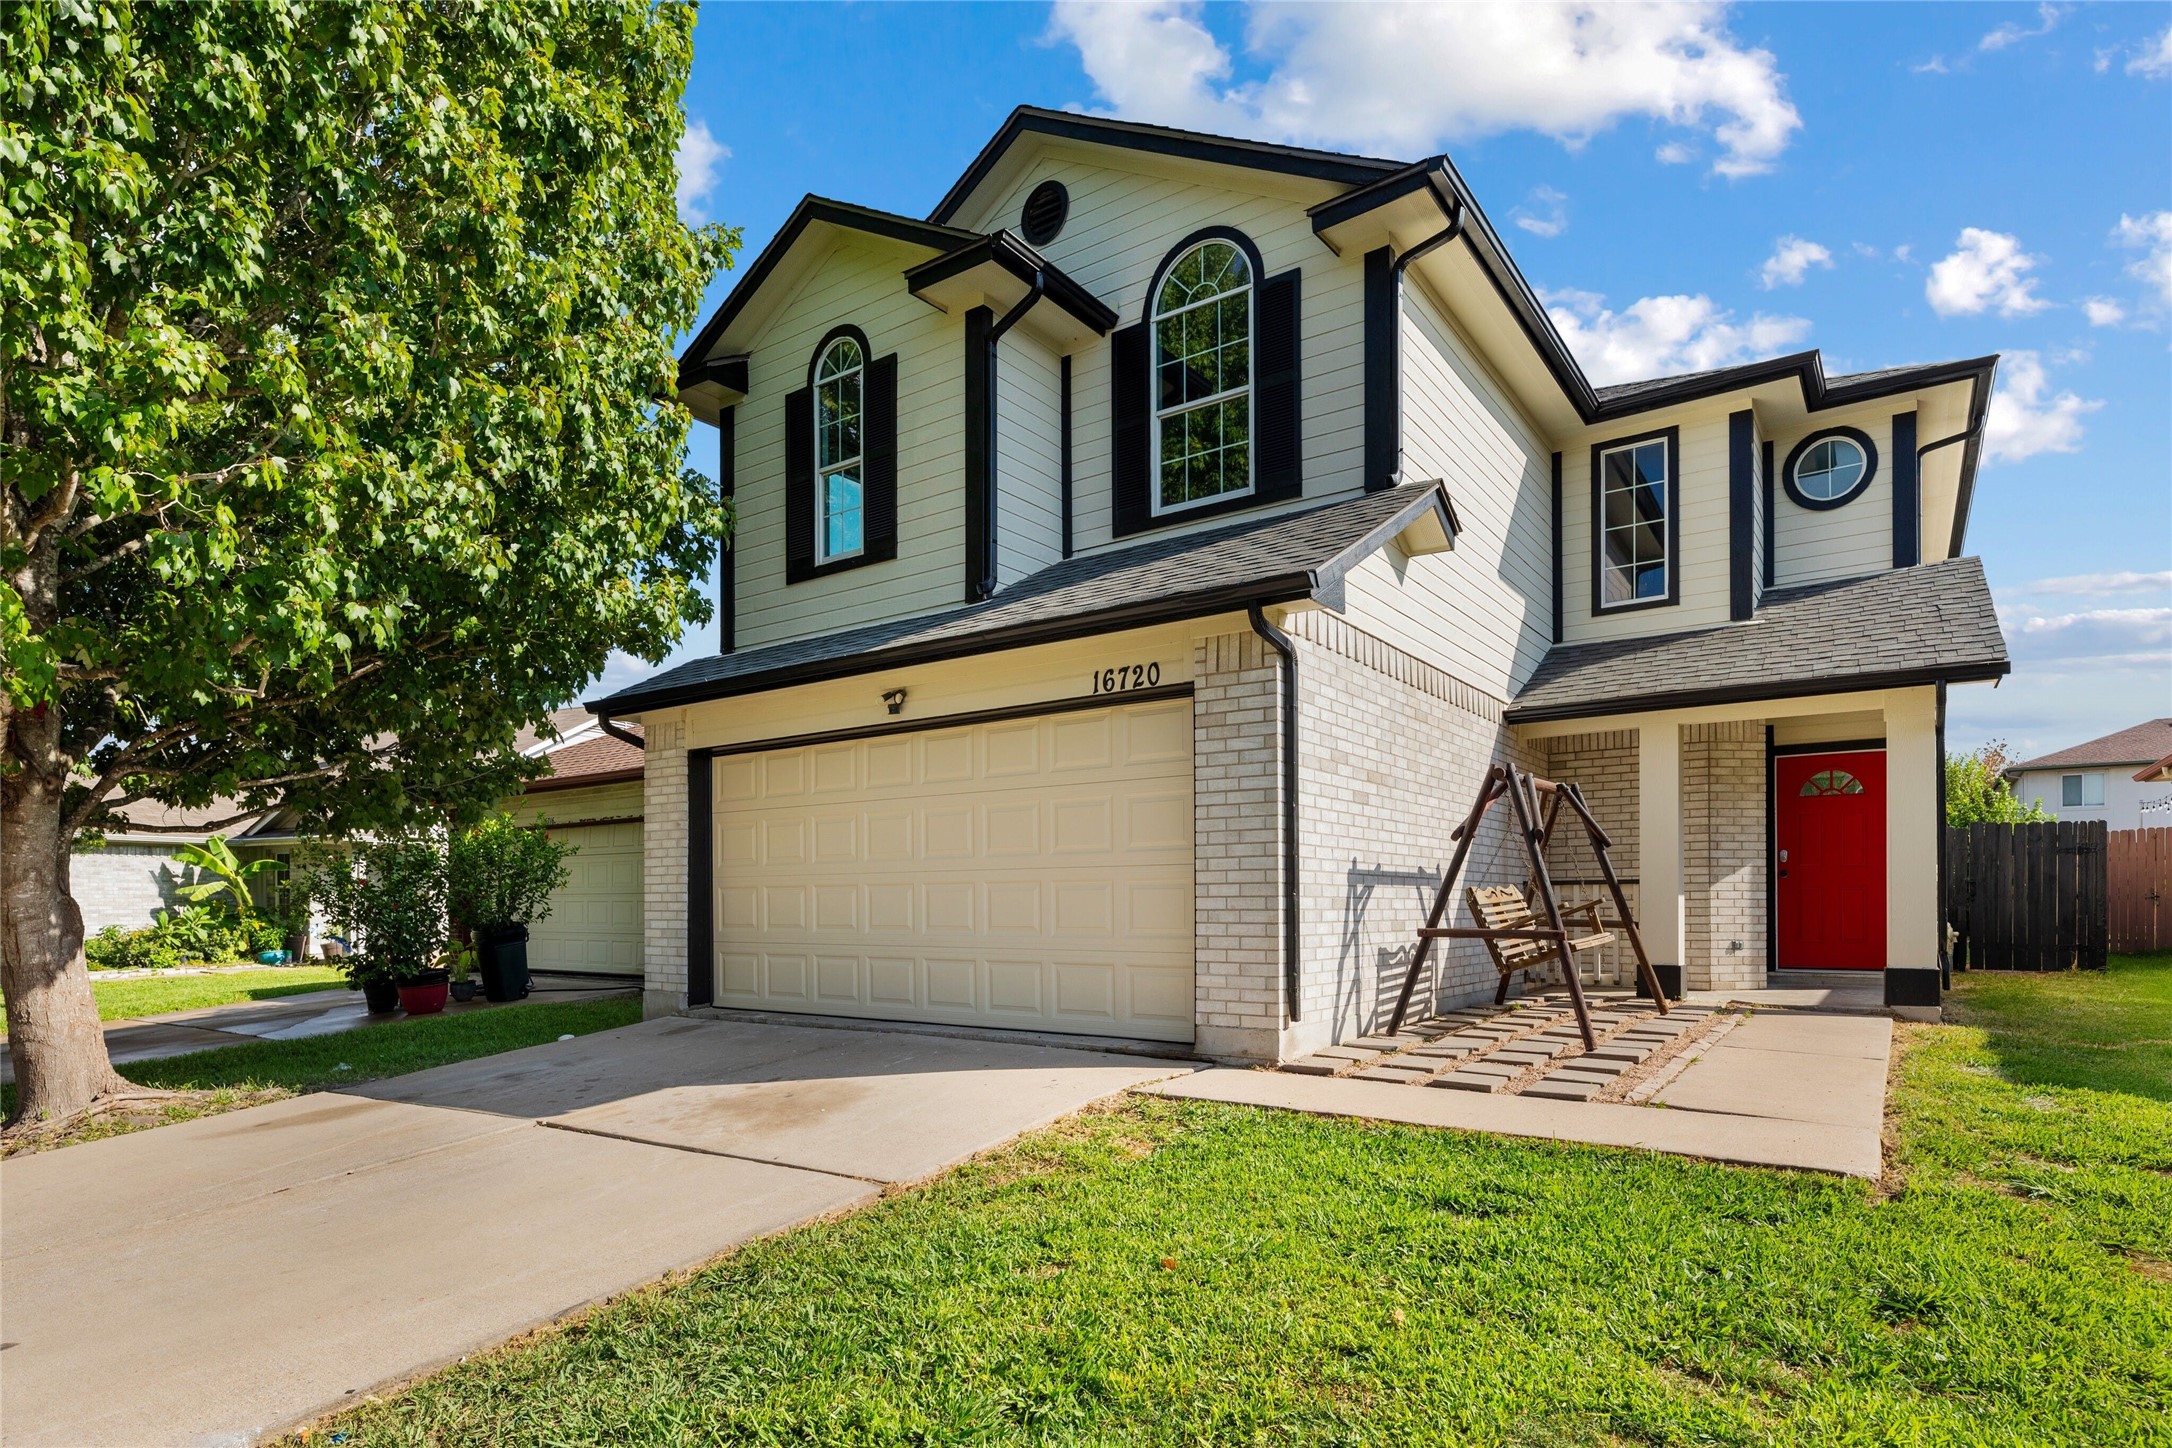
<box><xmin>1947</xmin><ymin>951</ymin><xmax>2172</xmax><ymax>1102</ymax></box>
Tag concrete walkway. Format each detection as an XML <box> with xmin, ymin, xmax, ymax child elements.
<box><xmin>1147</xmin><ymin>1008</ymin><xmax>1889</xmax><ymax>1181</ymax></box>
<box><xmin>0</xmin><ymin>1017</ymin><xmax>1188</xmax><ymax>1446</ymax></box>
<box><xmin>0</xmin><ymin>973</ymin><xmax>633</xmax><ymax>1084</ymax></box>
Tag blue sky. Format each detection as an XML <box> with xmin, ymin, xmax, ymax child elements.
<box><xmin>647</xmin><ymin>1</ymin><xmax>2172</xmax><ymax>761</ymax></box>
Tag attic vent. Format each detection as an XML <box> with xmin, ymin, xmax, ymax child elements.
<box><xmin>1020</xmin><ymin>180</ymin><xmax>1068</xmax><ymax>246</ymax></box>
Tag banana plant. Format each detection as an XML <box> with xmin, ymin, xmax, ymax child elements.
<box><xmin>172</xmin><ymin>835</ymin><xmax>283</xmax><ymax>922</ymax></box>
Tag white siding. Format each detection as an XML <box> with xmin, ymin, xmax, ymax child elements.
<box><xmin>1561</xmin><ymin>408</ymin><xmax>1735</xmax><ymax>644</ymax></box>
<box><xmin>1769</xmin><ymin>404</ymin><xmax>1900</xmax><ymax>589</ymax></box>
<box><xmin>1341</xmin><ymin>279</ymin><xmax>1550</xmax><ymax>698</ymax></box>
<box><xmin>733</xmin><ymin>233</ymin><xmax>966</xmax><ymax>648</ymax></box>
<box><xmin>960</xmin><ymin>151</ymin><xmax>1368</xmax><ymax>553</ymax></box>
<box><xmin>997</xmin><ymin>330</ymin><xmax>1065</xmax><ymax>585</ymax></box>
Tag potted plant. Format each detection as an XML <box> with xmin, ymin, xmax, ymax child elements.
<box><xmin>447</xmin><ymin>942</ymin><xmax>479</xmax><ymax>1003</ymax></box>
<box><xmin>448</xmin><ymin>814</ymin><xmax>575</xmax><ymax>1002</ymax></box>
<box><xmin>299</xmin><ymin>834</ymin><xmax>449</xmax><ymax>1014</ymax></box>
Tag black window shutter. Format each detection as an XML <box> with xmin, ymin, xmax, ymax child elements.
<box><xmin>1110</xmin><ymin>322</ymin><xmax>1151</xmax><ymax>537</ymax></box>
<box><xmin>784</xmin><ymin>385</ymin><xmax>814</xmax><ymax>584</ymax></box>
<box><xmin>864</xmin><ymin>353</ymin><xmax>898</xmax><ymax>563</ymax></box>
<box><xmin>1255</xmin><ymin>268</ymin><xmax>1302</xmax><ymax>503</ymax></box>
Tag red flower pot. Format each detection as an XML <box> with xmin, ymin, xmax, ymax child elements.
<box><xmin>396</xmin><ymin>970</ymin><xmax>450</xmax><ymax>1016</ymax></box>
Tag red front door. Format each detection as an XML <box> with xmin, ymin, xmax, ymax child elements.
<box><xmin>1775</xmin><ymin>750</ymin><xmax>1887</xmax><ymax>970</ymax></box>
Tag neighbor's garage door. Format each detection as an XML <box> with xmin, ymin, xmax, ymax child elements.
<box><xmin>712</xmin><ymin>697</ymin><xmax>1194</xmax><ymax>1042</ymax></box>
<box><xmin>526</xmin><ymin>819</ymin><xmax>644</xmax><ymax>976</ymax></box>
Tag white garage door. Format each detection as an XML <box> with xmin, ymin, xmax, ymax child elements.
<box><xmin>712</xmin><ymin>697</ymin><xmax>1194</xmax><ymax>1042</ymax></box>
<box><xmin>527</xmin><ymin>819</ymin><xmax>644</xmax><ymax>976</ymax></box>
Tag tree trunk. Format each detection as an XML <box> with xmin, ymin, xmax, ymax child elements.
<box><xmin>2</xmin><ymin>715</ymin><xmax>127</xmax><ymax>1128</ymax></box>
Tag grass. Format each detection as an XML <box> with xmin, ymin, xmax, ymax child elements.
<box><xmin>1</xmin><ymin>996</ymin><xmax>641</xmax><ymax>1154</ymax></box>
<box><xmin>0</xmin><ymin>964</ymin><xmax>350</xmax><ymax>1036</ymax></box>
<box><xmin>307</xmin><ymin>958</ymin><xmax>2172</xmax><ymax>1447</ymax></box>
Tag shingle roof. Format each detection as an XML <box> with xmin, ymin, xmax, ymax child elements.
<box><xmin>1508</xmin><ymin>557</ymin><xmax>2008</xmax><ymax>723</ymax></box>
<box><xmin>2009</xmin><ymin>719</ymin><xmax>2172</xmax><ymax>773</ymax></box>
<box><xmin>592</xmin><ymin>484</ymin><xmax>1455</xmax><ymax>714</ymax></box>
<box><xmin>528</xmin><ymin>730</ymin><xmax>645</xmax><ymax>786</ymax></box>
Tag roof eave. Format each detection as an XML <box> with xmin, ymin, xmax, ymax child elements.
<box><xmin>1506</xmin><ymin>659</ymin><xmax>2011</xmax><ymax>726</ymax></box>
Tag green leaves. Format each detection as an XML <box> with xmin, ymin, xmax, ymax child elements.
<box><xmin>4</xmin><ymin>0</ymin><xmax>736</xmax><ymax>837</ymax></box>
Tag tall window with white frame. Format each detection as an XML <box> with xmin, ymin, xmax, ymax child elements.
<box><xmin>1598</xmin><ymin>436</ymin><xmax>1671</xmax><ymax>606</ymax></box>
<box><xmin>1153</xmin><ymin>240</ymin><xmax>1252</xmax><ymax>514</ymax></box>
<box><xmin>814</xmin><ymin>335</ymin><xmax>865</xmax><ymax>562</ymax></box>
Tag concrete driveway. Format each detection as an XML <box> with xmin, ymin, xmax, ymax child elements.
<box><xmin>0</xmin><ymin>1017</ymin><xmax>1189</xmax><ymax>1446</ymax></box>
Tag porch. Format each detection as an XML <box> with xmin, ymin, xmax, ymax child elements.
<box><xmin>1520</xmin><ymin>686</ymin><xmax>1944</xmax><ymax>1011</ymax></box>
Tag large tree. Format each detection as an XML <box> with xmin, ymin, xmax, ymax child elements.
<box><xmin>1</xmin><ymin>0</ymin><xmax>734</xmax><ymax>1126</ymax></box>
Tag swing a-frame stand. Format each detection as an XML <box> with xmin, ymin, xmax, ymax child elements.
<box><xmin>1386</xmin><ymin>761</ymin><xmax>1671</xmax><ymax>1050</ymax></box>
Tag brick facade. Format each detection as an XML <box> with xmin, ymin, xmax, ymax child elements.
<box><xmin>1682</xmin><ymin>721</ymin><xmax>1767</xmax><ymax>990</ymax></box>
<box><xmin>68</xmin><ymin>844</ymin><xmax>201</xmax><ymax>935</ymax></box>
<box><xmin>640</xmin><ymin>716</ymin><xmax>690</xmax><ymax>1018</ymax></box>
<box><xmin>1539</xmin><ymin>730</ymin><xmax>1642</xmax><ymax>987</ymax></box>
<box><xmin>1189</xmin><ymin>631</ymin><xmax>1288</xmax><ymax>1060</ymax></box>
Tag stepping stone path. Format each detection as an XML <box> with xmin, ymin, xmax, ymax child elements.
<box><xmin>1276</xmin><ymin>990</ymin><xmax>1732</xmax><ymax>1100</ymax></box>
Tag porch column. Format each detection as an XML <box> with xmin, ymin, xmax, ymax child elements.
<box><xmin>1637</xmin><ymin>720</ymin><xmax>1685</xmax><ymax>996</ymax></box>
<box><xmin>1885</xmin><ymin>688</ymin><xmax>1942</xmax><ymax>1009</ymax></box>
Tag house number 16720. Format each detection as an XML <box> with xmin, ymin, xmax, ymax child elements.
<box><xmin>1090</xmin><ymin>663</ymin><xmax>1161</xmax><ymax>694</ymax></box>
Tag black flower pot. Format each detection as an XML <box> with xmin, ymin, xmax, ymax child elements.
<box><xmin>360</xmin><ymin>978</ymin><xmax>401</xmax><ymax>1014</ymax></box>
<box><xmin>477</xmin><ymin>923</ymin><xmax>531</xmax><ymax>1002</ymax></box>
<box><xmin>449</xmin><ymin>979</ymin><xmax>478</xmax><ymax>1003</ymax></box>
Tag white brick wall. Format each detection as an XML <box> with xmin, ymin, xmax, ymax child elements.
<box><xmin>641</xmin><ymin>717</ymin><xmax>690</xmax><ymax>1018</ymax></box>
<box><xmin>1190</xmin><ymin>631</ymin><xmax>1288</xmax><ymax>1061</ymax></box>
<box><xmin>1539</xmin><ymin>731</ymin><xmax>1642</xmax><ymax>986</ymax></box>
<box><xmin>1285</xmin><ymin>612</ymin><xmax>1540</xmax><ymax>1055</ymax></box>
<box><xmin>69</xmin><ymin>844</ymin><xmax>201</xmax><ymax>935</ymax></box>
<box><xmin>1683</xmin><ymin>721</ymin><xmax>1766</xmax><ymax>990</ymax></box>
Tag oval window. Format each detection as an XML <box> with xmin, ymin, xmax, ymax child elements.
<box><xmin>1782</xmin><ymin>427</ymin><xmax>1877</xmax><ymax>509</ymax></box>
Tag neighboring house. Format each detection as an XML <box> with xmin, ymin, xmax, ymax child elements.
<box><xmin>595</xmin><ymin>107</ymin><xmax>2008</xmax><ymax>1061</ymax></box>
<box><xmin>507</xmin><ymin>708</ymin><xmax>647</xmax><ymax>978</ymax></box>
<box><xmin>71</xmin><ymin>799</ymin><xmax>289</xmax><ymax>936</ymax></box>
<box><xmin>2006</xmin><ymin>719</ymin><xmax>2172</xmax><ymax>830</ymax></box>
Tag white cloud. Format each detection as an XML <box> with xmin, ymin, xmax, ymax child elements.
<box><xmin>2083</xmin><ymin>296</ymin><xmax>2126</xmax><ymax>327</ymax></box>
<box><xmin>1759</xmin><ymin>235</ymin><xmax>1832</xmax><ymax>289</ymax></box>
<box><xmin>1655</xmin><ymin>140</ymin><xmax>1697</xmax><ymax>164</ymax></box>
<box><xmin>1512</xmin><ymin>185</ymin><xmax>1569</xmax><ymax>238</ymax></box>
<box><xmin>1996</xmin><ymin>603</ymin><xmax>2172</xmax><ymax>668</ymax></box>
<box><xmin>1049</xmin><ymin>1</ymin><xmax>1803</xmax><ymax>178</ymax></box>
<box><xmin>675</xmin><ymin>118</ymin><xmax>730</xmax><ymax>222</ymax></box>
<box><xmin>1541</xmin><ymin>287</ymin><xmax>1811</xmax><ymax>386</ymax></box>
<box><xmin>2023</xmin><ymin>570</ymin><xmax>2172</xmax><ymax>598</ymax></box>
<box><xmin>1980</xmin><ymin>3</ymin><xmax>2064</xmax><ymax>53</ymax></box>
<box><xmin>1925</xmin><ymin>227</ymin><xmax>2050</xmax><ymax>316</ymax></box>
<box><xmin>1982</xmin><ymin>350</ymin><xmax>2103</xmax><ymax>465</ymax></box>
<box><xmin>2127</xmin><ymin>24</ymin><xmax>2172</xmax><ymax>78</ymax></box>
<box><xmin>2113</xmin><ymin>210</ymin><xmax>2172</xmax><ymax>308</ymax></box>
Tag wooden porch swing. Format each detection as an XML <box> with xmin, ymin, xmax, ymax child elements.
<box><xmin>1386</xmin><ymin>761</ymin><xmax>1670</xmax><ymax>1050</ymax></box>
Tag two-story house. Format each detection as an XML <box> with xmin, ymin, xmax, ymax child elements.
<box><xmin>593</xmin><ymin>107</ymin><xmax>2007</xmax><ymax>1062</ymax></box>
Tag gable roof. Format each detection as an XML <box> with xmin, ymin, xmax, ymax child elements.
<box><xmin>523</xmin><ymin>727</ymin><xmax>645</xmax><ymax>792</ymax></box>
<box><xmin>1507</xmin><ymin>557</ymin><xmax>2008</xmax><ymax>724</ymax></box>
<box><xmin>2008</xmin><ymin>719</ymin><xmax>2172</xmax><ymax>773</ymax></box>
<box><xmin>591</xmin><ymin>483</ymin><xmax>1458</xmax><ymax>715</ymax></box>
<box><xmin>929</xmin><ymin>105</ymin><xmax>1404</xmax><ymax>225</ymax></box>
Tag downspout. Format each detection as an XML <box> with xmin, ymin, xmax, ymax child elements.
<box><xmin>1381</xmin><ymin>192</ymin><xmax>1466</xmax><ymax>487</ymax></box>
<box><xmin>1247</xmin><ymin>602</ymin><xmax>1302</xmax><ymax>1025</ymax></box>
<box><xmin>595</xmin><ymin>714</ymin><xmax>644</xmax><ymax>751</ymax></box>
<box><xmin>971</xmin><ymin>270</ymin><xmax>1046</xmax><ymax>602</ymax></box>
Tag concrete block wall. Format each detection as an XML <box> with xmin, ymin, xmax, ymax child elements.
<box><xmin>1539</xmin><ymin>730</ymin><xmax>1642</xmax><ymax>987</ymax></box>
<box><xmin>1190</xmin><ymin>630</ymin><xmax>1288</xmax><ymax>1061</ymax></box>
<box><xmin>640</xmin><ymin>716</ymin><xmax>690</xmax><ymax>1018</ymax></box>
<box><xmin>1682</xmin><ymin>720</ymin><xmax>1766</xmax><ymax>990</ymax></box>
<box><xmin>69</xmin><ymin>844</ymin><xmax>200</xmax><ymax>935</ymax></box>
<box><xmin>1285</xmin><ymin>610</ymin><xmax>1536</xmax><ymax>1054</ymax></box>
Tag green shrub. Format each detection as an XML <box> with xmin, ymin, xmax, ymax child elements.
<box><xmin>448</xmin><ymin>813</ymin><xmax>576</xmax><ymax>930</ymax></box>
<box><xmin>84</xmin><ymin>924</ymin><xmax>183</xmax><ymax>971</ymax></box>
<box><xmin>297</xmin><ymin>833</ymin><xmax>449</xmax><ymax>985</ymax></box>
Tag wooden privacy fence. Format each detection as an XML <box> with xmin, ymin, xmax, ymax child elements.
<box><xmin>2108</xmin><ymin>828</ymin><xmax>2171</xmax><ymax>954</ymax></box>
<box><xmin>1944</xmin><ymin>821</ymin><xmax>2107</xmax><ymax>971</ymax></box>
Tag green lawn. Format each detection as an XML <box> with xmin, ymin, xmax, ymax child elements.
<box><xmin>0</xmin><ymin>965</ymin><xmax>351</xmax><ymax>1036</ymax></box>
<box><xmin>309</xmin><ymin>959</ymin><xmax>2172</xmax><ymax>1447</ymax></box>
<box><xmin>1</xmin><ymin>996</ymin><xmax>642</xmax><ymax>1152</ymax></box>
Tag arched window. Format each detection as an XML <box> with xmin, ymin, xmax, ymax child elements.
<box><xmin>1799</xmin><ymin>769</ymin><xmax>1865</xmax><ymax>796</ymax></box>
<box><xmin>814</xmin><ymin>335</ymin><xmax>864</xmax><ymax>560</ymax></box>
<box><xmin>1152</xmin><ymin>239</ymin><xmax>1252</xmax><ymax>514</ymax></box>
